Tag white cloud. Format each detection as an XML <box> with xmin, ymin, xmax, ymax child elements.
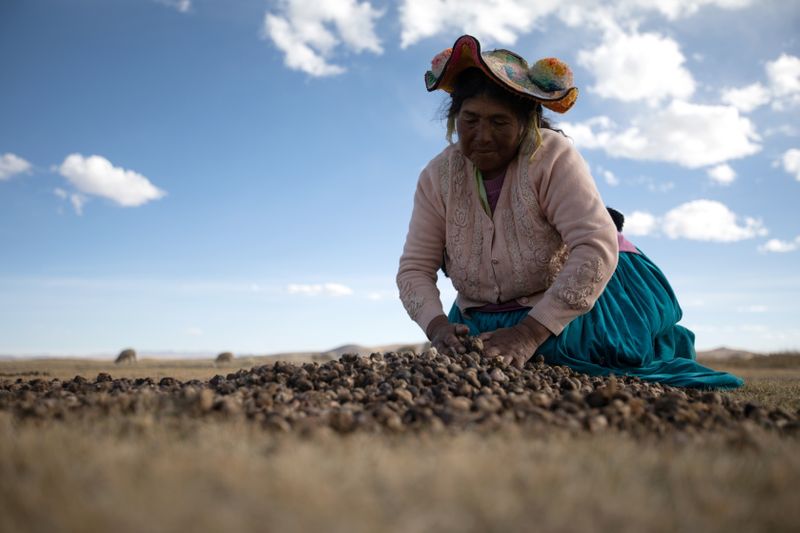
<box><xmin>70</xmin><ymin>193</ymin><xmax>87</xmax><ymax>216</ymax></box>
<box><xmin>720</xmin><ymin>83</ymin><xmax>770</xmax><ymax>112</ymax></box>
<box><xmin>662</xmin><ymin>200</ymin><xmax>767</xmax><ymax>242</ymax></box>
<box><xmin>399</xmin><ymin>0</ymin><xmax>561</xmax><ymax>48</ymax></box>
<box><xmin>622</xmin><ymin>201</ymin><xmax>767</xmax><ymax>242</ymax></box>
<box><xmin>154</xmin><ymin>0</ymin><xmax>191</xmax><ymax>13</ymax></box>
<box><xmin>562</xmin><ymin>1</ymin><xmax>754</xmax><ymax>29</ymax></box>
<box><xmin>681</xmin><ymin>297</ymin><xmax>706</xmax><ymax>308</ymax></box>
<box><xmin>736</xmin><ymin>304</ymin><xmax>768</xmax><ymax>313</ymax></box>
<box><xmin>577</xmin><ymin>29</ymin><xmax>695</xmax><ymax>105</ymax></box>
<box><xmin>53</xmin><ymin>188</ymin><xmax>87</xmax><ymax>215</ymax></box>
<box><xmin>598</xmin><ymin>167</ymin><xmax>620</xmax><ymax>186</ymax></box>
<box><xmin>766</xmin><ymin>54</ymin><xmax>800</xmax><ymax>99</ymax></box>
<box><xmin>57</xmin><ymin>154</ymin><xmax>166</xmax><ymax>208</ymax></box>
<box><xmin>707</xmin><ymin>163</ymin><xmax>736</xmax><ymax>185</ymax></box>
<box><xmin>186</xmin><ymin>326</ymin><xmax>204</xmax><ymax>336</ymax></box>
<box><xmin>625</xmin><ymin>0</ymin><xmax>754</xmax><ymax>20</ymax></box>
<box><xmin>764</xmin><ymin>124</ymin><xmax>798</xmax><ymax>137</ymax></box>
<box><xmin>639</xmin><ymin>177</ymin><xmax>675</xmax><ymax>193</ymax></box>
<box><xmin>562</xmin><ymin>101</ymin><xmax>760</xmax><ymax>168</ymax></box>
<box><xmin>264</xmin><ymin>15</ymin><xmax>344</xmax><ymax>77</ymax></box>
<box><xmin>365</xmin><ymin>289</ymin><xmax>400</xmax><ymax>301</ymax></box>
<box><xmin>398</xmin><ymin>1</ymin><xmax>754</xmax><ymax>48</ymax></box>
<box><xmin>561</xmin><ymin>116</ymin><xmax>615</xmax><ymax>149</ymax></box>
<box><xmin>0</xmin><ymin>153</ymin><xmax>32</xmax><ymax>180</ymax></box>
<box><xmin>625</xmin><ymin>211</ymin><xmax>658</xmax><ymax>236</ymax></box>
<box><xmin>723</xmin><ymin>54</ymin><xmax>800</xmax><ymax>112</ymax></box>
<box><xmin>781</xmin><ymin>148</ymin><xmax>800</xmax><ymax>181</ymax></box>
<box><xmin>263</xmin><ymin>0</ymin><xmax>383</xmax><ymax>77</ymax></box>
<box><xmin>758</xmin><ymin>236</ymin><xmax>800</xmax><ymax>253</ymax></box>
<box><xmin>287</xmin><ymin>283</ymin><xmax>354</xmax><ymax>296</ymax></box>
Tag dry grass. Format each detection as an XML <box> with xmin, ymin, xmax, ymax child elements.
<box><xmin>700</xmin><ymin>354</ymin><xmax>800</xmax><ymax>412</ymax></box>
<box><xmin>2</xmin><ymin>415</ymin><xmax>799</xmax><ymax>533</ymax></box>
<box><xmin>0</xmin><ymin>357</ymin><xmax>261</xmax><ymax>382</ymax></box>
<box><xmin>712</xmin><ymin>351</ymin><xmax>800</xmax><ymax>369</ymax></box>
<box><xmin>1</xmin><ymin>355</ymin><xmax>799</xmax><ymax>533</ymax></box>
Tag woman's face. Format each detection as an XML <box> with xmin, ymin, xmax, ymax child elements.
<box><xmin>456</xmin><ymin>94</ymin><xmax>524</xmax><ymax>177</ymax></box>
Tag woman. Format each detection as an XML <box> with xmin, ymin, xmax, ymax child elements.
<box><xmin>397</xmin><ymin>35</ymin><xmax>742</xmax><ymax>389</ymax></box>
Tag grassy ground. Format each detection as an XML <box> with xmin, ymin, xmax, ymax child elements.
<box><xmin>1</xmin><ymin>355</ymin><xmax>798</xmax><ymax>533</ymax></box>
<box><xmin>702</xmin><ymin>354</ymin><xmax>800</xmax><ymax>412</ymax></box>
<box><xmin>0</xmin><ymin>356</ymin><xmax>262</xmax><ymax>382</ymax></box>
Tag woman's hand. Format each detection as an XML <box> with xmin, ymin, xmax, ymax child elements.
<box><xmin>479</xmin><ymin>317</ymin><xmax>551</xmax><ymax>369</ymax></box>
<box><xmin>426</xmin><ymin>315</ymin><xmax>469</xmax><ymax>355</ymax></box>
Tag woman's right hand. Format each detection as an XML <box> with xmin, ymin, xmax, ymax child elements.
<box><xmin>425</xmin><ymin>315</ymin><xmax>469</xmax><ymax>355</ymax></box>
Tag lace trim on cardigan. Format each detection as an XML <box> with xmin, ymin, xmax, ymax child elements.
<box><xmin>467</xmin><ymin>197</ymin><xmax>484</xmax><ymax>295</ymax></box>
<box><xmin>501</xmin><ymin>208</ymin><xmax>526</xmax><ymax>290</ymax></box>
<box><xmin>510</xmin><ymin>153</ymin><xmax>566</xmax><ymax>291</ymax></box>
<box><xmin>438</xmin><ymin>156</ymin><xmax>450</xmax><ymax>204</ymax></box>
<box><xmin>554</xmin><ymin>257</ymin><xmax>604</xmax><ymax>310</ymax></box>
<box><xmin>445</xmin><ymin>153</ymin><xmax>480</xmax><ymax>297</ymax></box>
<box><xmin>398</xmin><ymin>280</ymin><xmax>424</xmax><ymax>320</ymax></box>
<box><xmin>546</xmin><ymin>245</ymin><xmax>570</xmax><ymax>287</ymax></box>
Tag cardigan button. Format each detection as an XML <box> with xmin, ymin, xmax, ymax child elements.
<box><xmin>520</xmin><ymin>297</ymin><xmax>529</xmax><ymax>304</ymax></box>
<box><xmin>491</xmin><ymin>258</ymin><xmax>499</xmax><ymax>265</ymax></box>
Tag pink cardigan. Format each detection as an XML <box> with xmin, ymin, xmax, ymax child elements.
<box><xmin>396</xmin><ymin>129</ymin><xmax>619</xmax><ymax>336</ymax></box>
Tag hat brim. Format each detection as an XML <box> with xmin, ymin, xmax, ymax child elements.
<box><xmin>425</xmin><ymin>35</ymin><xmax>578</xmax><ymax>114</ymax></box>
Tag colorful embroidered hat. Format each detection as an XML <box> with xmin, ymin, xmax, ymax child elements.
<box><xmin>425</xmin><ymin>34</ymin><xmax>578</xmax><ymax>114</ymax></box>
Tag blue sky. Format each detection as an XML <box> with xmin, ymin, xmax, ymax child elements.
<box><xmin>1</xmin><ymin>0</ymin><xmax>799</xmax><ymax>356</ymax></box>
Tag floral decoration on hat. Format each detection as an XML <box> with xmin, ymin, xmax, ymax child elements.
<box><xmin>425</xmin><ymin>35</ymin><xmax>578</xmax><ymax>114</ymax></box>
<box><xmin>430</xmin><ymin>48</ymin><xmax>453</xmax><ymax>77</ymax></box>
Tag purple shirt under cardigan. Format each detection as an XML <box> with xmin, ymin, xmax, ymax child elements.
<box><xmin>483</xmin><ymin>171</ymin><xmax>506</xmax><ymax>214</ymax></box>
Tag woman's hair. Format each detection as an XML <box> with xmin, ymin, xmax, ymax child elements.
<box><xmin>606</xmin><ymin>207</ymin><xmax>625</xmax><ymax>232</ymax></box>
<box><xmin>443</xmin><ymin>67</ymin><xmax>557</xmax><ymax>152</ymax></box>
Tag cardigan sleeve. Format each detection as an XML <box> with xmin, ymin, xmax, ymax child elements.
<box><xmin>527</xmin><ymin>133</ymin><xmax>619</xmax><ymax>335</ymax></box>
<box><xmin>396</xmin><ymin>158</ymin><xmax>448</xmax><ymax>334</ymax></box>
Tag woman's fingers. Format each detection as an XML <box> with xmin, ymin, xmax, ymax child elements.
<box><xmin>446</xmin><ymin>334</ymin><xmax>465</xmax><ymax>354</ymax></box>
<box><xmin>437</xmin><ymin>325</ymin><xmax>535</xmax><ymax>362</ymax></box>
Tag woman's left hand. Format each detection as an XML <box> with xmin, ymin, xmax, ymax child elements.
<box><xmin>479</xmin><ymin>317</ymin><xmax>551</xmax><ymax>369</ymax></box>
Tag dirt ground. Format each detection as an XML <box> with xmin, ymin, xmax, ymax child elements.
<box><xmin>1</xmin><ymin>353</ymin><xmax>798</xmax><ymax>533</ymax></box>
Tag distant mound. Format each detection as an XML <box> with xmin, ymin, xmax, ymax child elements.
<box><xmin>325</xmin><ymin>344</ymin><xmax>369</xmax><ymax>357</ymax></box>
<box><xmin>322</xmin><ymin>343</ymin><xmax>426</xmax><ymax>358</ymax></box>
<box><xmin>697</xmin><ymin>347</ymin><xmax>760</xmax><ymax>360</ymax></box>
<box><xmin>115</xmin><ymin>348</ymin><xmax>137</xmax><ymax>365</ymax></box>
<box><xmin>215</xmin><ymin>352</ymin><xmax>234</xmax><ymax>363</ymax></box>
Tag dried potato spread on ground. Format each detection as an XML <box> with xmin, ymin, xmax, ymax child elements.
<box><xmin>1</xmin><ymin>339</ymin><xmax>798</xmax><ymax>437</ymax></box>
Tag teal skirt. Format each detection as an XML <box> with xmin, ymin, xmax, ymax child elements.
<box><xmin>448</xmin><ymin>251</ymin><xmax>744</xmax><ymax>389</ymax></box>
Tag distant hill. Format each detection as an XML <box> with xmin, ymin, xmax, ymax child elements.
<box><xmin>324</xmin><ymin>344</ymin><xmax>370</xmax><ymax>357</ymax></box>
<box><xmin>321</xmin><ymin>342</ymin><xmax>427</xmax><ymax>357</ymax></box>
<box><xmin>696</xmin><ymin>347</ymin><xmax>760</xmax><ymax>360</ymax></box>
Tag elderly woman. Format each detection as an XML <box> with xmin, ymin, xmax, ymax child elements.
<box><xmin>397</xmin><ymin>35</ymin><xmax>742</xmax><ymax>389</ymax></box>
